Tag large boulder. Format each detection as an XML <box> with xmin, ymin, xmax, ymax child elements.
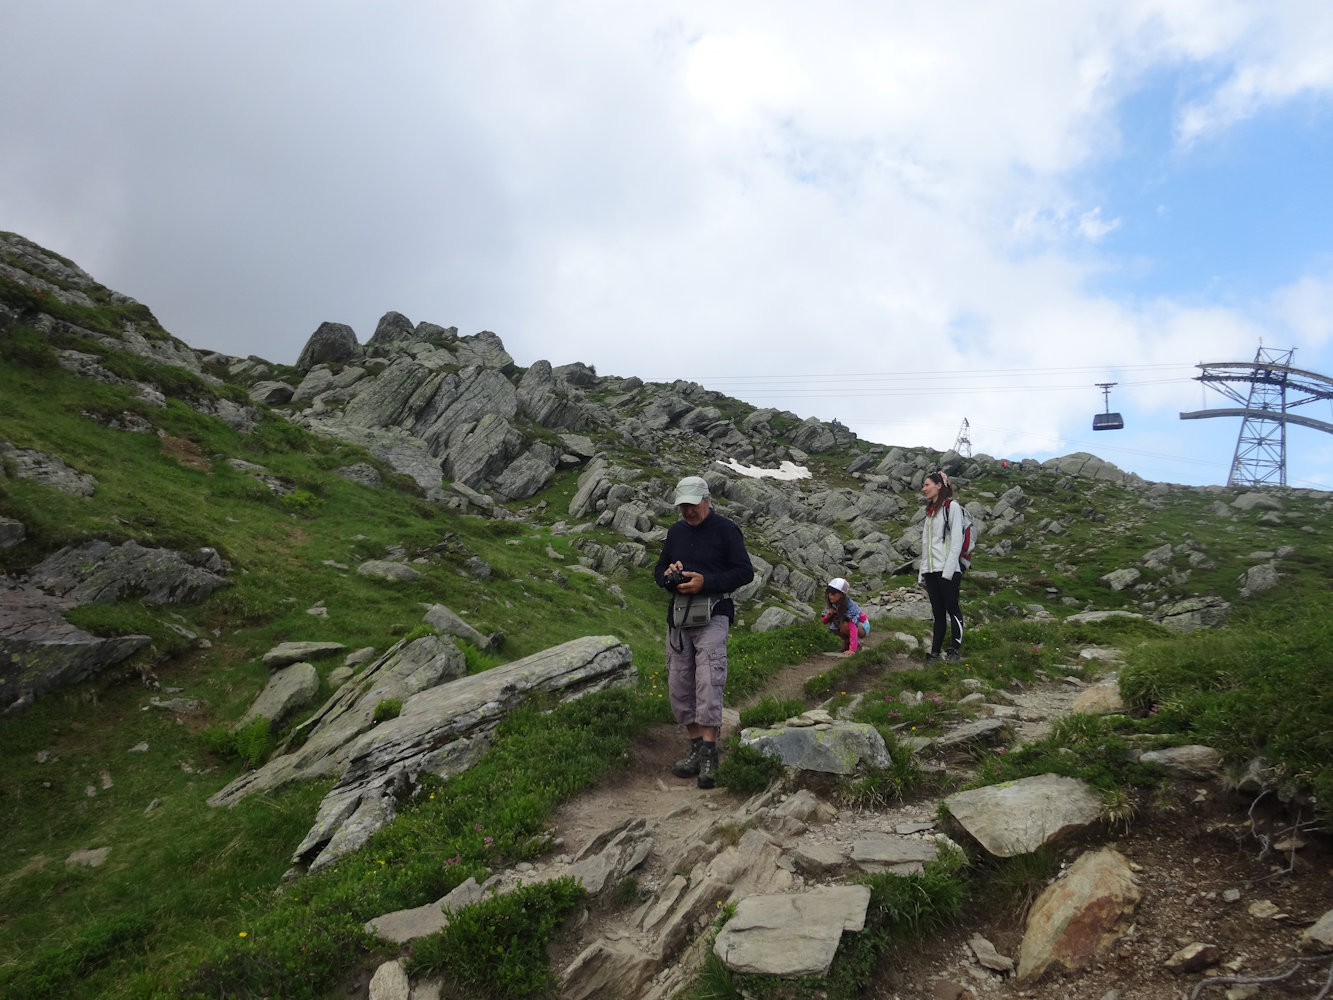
<box><xmin>944</xmin><ymin>774</ymin><xmax>1102</xmax><ymax>858</ymax></box>
<box><xmin>1017</xmin><ymin>848</ymin><xmax>1140</xmax><ymax>982</ymax></box>
<box><xmin>295</xmin><ymin>322</ymin><xmax>360</xmax><ymax>374</ymax></box>
<box><xmin>0</xmin><ymin>582</ymin><xmax>151</xmax><ymax>713</ymax></box>
<box><xmin>28</xmin><ymin>540</ymin><xmax>229</xmax><ymax>606</ymax></box>
<box><xmin>365</xmin><ymin>311</ymin><xmax>417</xmax><ymax>352</ymax></box>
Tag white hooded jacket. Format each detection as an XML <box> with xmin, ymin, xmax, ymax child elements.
<box><xmin>918</xmin><ymin>499</ymin><xmax>963</xmax><ymax>582</ymax></box>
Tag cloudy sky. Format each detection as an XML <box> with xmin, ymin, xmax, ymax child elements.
<box><xmin>4</xmin><ymin>1</ymin><xmax>1333</xmax><ymax>488</ymax></box>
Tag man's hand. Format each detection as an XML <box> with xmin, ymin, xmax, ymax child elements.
<box><xmin>676</xmin><ymin>570</ymin><xmax>704</xmax><ymax>594</ymax></box>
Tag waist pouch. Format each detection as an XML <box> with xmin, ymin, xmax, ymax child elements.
<box><xmin>671</xmin><ymin>594</ymin><xmax>721</xmax><ymax>629</ymax></box>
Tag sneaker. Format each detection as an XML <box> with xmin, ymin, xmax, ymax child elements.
<box><xmin>697</xmin><ymin>745</ymin><xmax>719</xmax><ymax>789</ymax></box>
<box><xmin>672</xmin><ymin>741</ymin><xmax>703</xmax><ymax>778</ymax></box>
<box><xmin>944</xmin><ymin>650</ymin><xmax>962</xmax><ymax>662</ymax></box>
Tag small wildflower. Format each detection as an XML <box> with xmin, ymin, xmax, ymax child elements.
<box><xmin>238</xmin><ymin>931</ymin><xmax>248</xmax><ymax>938</ymax></box>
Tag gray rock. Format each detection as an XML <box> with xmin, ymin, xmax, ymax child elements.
<box><xmin>969</xmin><ymin>933</ymin><xmax>1015</xmax><ymax>973</ymax></box>
<box><xmin>366</xmin><ymin>311</ymin><xmax>417</xmax><ymax>351</ymax></box>
<box><xmin>291</xmin><ymin>366</ymin><xmax>337</xmax><ymax>405</ymax></box>
<box><xmin>1099</xmin><ymin>568</ymin><xmax>1141</xmax><ymax>592</ymax></box>
<box><xmin>421</xmin><ymin>604</ymin><xmax>490</xmax><ymax>650</ymax></box>
<box><xmin>740</xmin><ymin>721</ymin><xmax>891</xmax><ymax>775</ymax></box>
<box><xmin>1137</xmin><ymin>744</ymin><xmax>1224</xmax><ymax>780</ymax></box>
<box><xmin>1152</xmin><ymin>596</ymin><xmax>1231</xmax><ymax>633</ymax></box>
<box><xmin>0</xmin><ymin>442</ymin><xmax>97</xmax><ymax>496</ymax></box>
<box><xmin>28</xmin><ymin>540</ymin><xmax>229</xmax><ymax>606</ymax></box>
<box><xmin>491</xmin><ymin>442</ymin><xmax>559</xmax><ymax>501</ymax></box>
<box><xmin>356</xmin><ymin>560</ymin><xmax>422</xmax><ymax>582</ymax></box>
<box><xmin>367</xmin><ymin>958</ymin><xmax>410</xmax><ymax>1000</ymax></box>
<box><xmin>849</xmin><ymin>834</ymin><xmax>939</xmax><ymax>872</ymax></box>
<box><xmin>713</xmin><ymin>885</ymin><xmax>871</xmax><ymax>977</ymax></box>
<box><xmin>296</xmin><ymin>322</ymin><xmax>360</xmax><ymax>374</ymax></box>
<box><xmin>1063</xmin><ymin>610</ymin><xmax>1145</xmax><ymax>625</ymax></box>
<box><xmin>0</xmin><ymin>582</ymin><xmax>151</xmax><ymax>712</ymax></box>
<box><xmin>263</xmin><ymin>641</ymin><xmax>347</xmax><ymax>669</ymax></box>
<box><xmin>1237</xmin><ymin>563</ymin><xmax>1279</xmax><ymax>598</ymax></box>
<box><xmin>751</xmin><ymin>606</ymin><xmax>798</xmax><ymax>632</ymax></box>
<box><xmin>366</xmin><ymin>877</ymin><xmax>486</xmax><ymax>944</ymax></box>
<box><xmin>945</xmin><ymin>773</ymin><xmax>1102</xmax><ymax>858</ymax></box>
<box><xmin>1232</xmin><ymin>492</ymin><xmax>1282</xmax><ymax>511</ymax></box>
<box><xmin>237</xmin><ymin>662</ymin><xmax>319</xmax><ymax>729</ymax></box>
<box><xmin>249</xmin><ymin>380</ymin><xmax>296</xmax><ymax>405</ymax></box>
<box><xmin>0</xmin><ymin>516</ymin><xmax>25</xmax><ymax>549</ymax></box>
<box><xmin>212</xmin><ymin>635</ymin><xmax>633</xmax><ymax>874</ymax></box>
<box><xmin>334</xmin><ymin>463</ymin><xmax>382</xmax><ymax>488</ymax></box>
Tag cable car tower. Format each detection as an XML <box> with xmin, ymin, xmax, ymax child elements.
<box><xmin>952</xmin><ymin>417</ymin><xmax>972</xmax><ymax>458</ymax></box>
<box><xmin>1178</xmin><ymin>345</ymin><xmax>1333</xmax><ymax>486</ymax></box>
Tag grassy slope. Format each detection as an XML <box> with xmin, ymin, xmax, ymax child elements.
<box><xmin>1</xmin><ymin>308</ymin><xmax>1331</xmax><ymax>999</ymax></box>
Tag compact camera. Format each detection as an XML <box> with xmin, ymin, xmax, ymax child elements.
<box><xmin>663</xmin><ymin>568</ymin><xmax>687</xmax><ymax>588</ymax></box>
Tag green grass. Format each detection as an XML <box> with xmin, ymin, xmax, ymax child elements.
<box><xmin>3</xmin><ymin>279</ymin><xmax>1333</xmax><ymax>1000</ymax></box>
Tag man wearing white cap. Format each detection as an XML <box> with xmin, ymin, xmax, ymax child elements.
<box><xmin>654</xmin><ymin>475</ymin><xmax>755</xmax><ymax>788</ymax></box>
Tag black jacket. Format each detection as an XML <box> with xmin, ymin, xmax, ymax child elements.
<box><xmin>654</xmin><ymin>510</ymin><xmax>754</xmax><ymax>624</ymax></box>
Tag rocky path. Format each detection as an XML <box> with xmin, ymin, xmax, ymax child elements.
<box><xmin>363</xmin><ymin>639</ymin><xmax>1333</xmax><ymax>1000</ymax></box>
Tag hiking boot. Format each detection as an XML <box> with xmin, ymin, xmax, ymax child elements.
<box><xmin>924</xmin><ymin>652</ymin><xmax>942</xmax><ymax>664</ymax></box>
<box><xmin>672</xmin><ymin>741</ymin><xmax>704</xmax><ymax>778</ymax></box>
<box><xmin>697</xmin><ymin>744</ymin><xmax>719</xmax><ymax>789</ymax></box>
<box><xmin>944</xmin><ymin>650</ymin><xmax>962</xmax><ymax>662</ymax></box>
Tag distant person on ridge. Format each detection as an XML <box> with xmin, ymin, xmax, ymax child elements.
<box><xmin>654</xmin><ymin>475</ymin><xmax>755</xmax><ymax>789</ymax></box>
<box><xmin>919</xmin><ymin>470</ymin><xmax>964</xmax><ymax>663</ymax></box>
<box><xmin>821</xmin><ymin>577</ymin><xmax>869</xmax><ymax>655</ymax></box>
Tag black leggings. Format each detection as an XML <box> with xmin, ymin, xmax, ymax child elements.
<box><xmin>922</xmin><ymin>572</ymin><xmax>963</xmax><ymax>654</ymax></box>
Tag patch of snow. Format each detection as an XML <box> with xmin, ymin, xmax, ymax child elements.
<box><xmin>718</xmin><ymin>458</ymin><xmax>812</xmax><ymax>481</ymax></box>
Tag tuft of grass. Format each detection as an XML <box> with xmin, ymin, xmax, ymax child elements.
<box><xmin>405</xmin><ymin>877</ymin><xmax>587</xmax><ymax>998</ymax></box>
<box><xmin>738</xmin><ymin>696</ymin><xmax>808</xmax><ymax>728</ymax></box>
<box><xmin>718</xmin><ymin>742</ymin><xmax>786</xmax><ymax>796</ymax></box>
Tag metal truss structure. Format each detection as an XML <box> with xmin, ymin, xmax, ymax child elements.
<box><xmin>1179</xmin><ymin>346</ymin><xmax>1333</xmax><ymax>487</ymax></box>
<box><xmin>952</xmin><ymin>417</ymin><xmax>972</xmax><ymax>458</ymax></box>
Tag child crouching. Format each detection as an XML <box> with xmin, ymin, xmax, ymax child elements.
<box><xmin>821</xmin><ymin>577</ymin><xmax>869</xmax><ymax>655</ymax></box>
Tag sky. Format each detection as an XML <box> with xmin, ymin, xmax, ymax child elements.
<box><xmin>4</xmin><ymin>1</ymin><xmax>1333</xmax><ymax>489</ymax></box>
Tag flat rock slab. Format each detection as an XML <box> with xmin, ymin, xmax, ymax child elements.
<box><xmin>849</xmin><ymin>834</ymin><xmax>939</xmax><ymax>871</ymax></box>
<box><xmin>945</xmin><ymin>773</ymin><xmax>1102</xmax><ymax>858</ymax></box>
<box><xmin>262</xmin><ymin>641</ymin><xmax>347</xmax><ymax>668</ymax></box>
<box><xmin>713</xmin><ymin>884</ymin><xmax>872</xmax><ymax>977</ymax></box>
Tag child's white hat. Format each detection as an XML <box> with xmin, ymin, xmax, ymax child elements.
<box><xmin>826</xmin><ymin>577</ymin><xmax>850</xmax><ymax>594</ymax></box>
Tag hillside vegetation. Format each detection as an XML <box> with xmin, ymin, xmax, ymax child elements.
<box><xmin>1</xmin><ymin>232</ymin><xmax>1330</xmax><ymax>999</ymax></box>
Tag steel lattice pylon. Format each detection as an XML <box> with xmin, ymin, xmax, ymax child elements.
<box><xmin>952</xmin><ymin>417</ymin><xmax>972</xmax><ymax>458</ymax></box>
<box><xmin>1179</xmin><ymin>346</ymin><xmax>1333</xmax><ymax>486</ymax></box>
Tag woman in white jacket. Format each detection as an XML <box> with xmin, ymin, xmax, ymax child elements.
<box><xmin>918</xmin><ymin>470</ymin><xmax>964</xmax><ymax>663</ymax></box>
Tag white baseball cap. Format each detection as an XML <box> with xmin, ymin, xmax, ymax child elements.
<box><xmin>826</xmin><ymin>577</ymin><xmax>850</xmax><ymax>594</ymax></box>
<box><xmin>672</xmin><ymin>476</ymin><xmax>710</xmax><ymax>505</ymax></box>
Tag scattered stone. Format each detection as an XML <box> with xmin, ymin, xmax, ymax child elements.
<box><xmin>946</xmin><ymin>773</ymin><xmax>1102</xmax><ymax>858</ymax></box>
<box><xmin>262</xmin><ymin>641</ymin><xmax>347</xmax><ymax>669</ymax></box>
<box><xmin>1164</xmin><ymin>941</ymin><xmax>1222</xmax><ymax>973</ymax></box>
<box><xmin>968</xmin><ymin>933</ymin><xmax>1015</xmax><ymax>973</ymax></box>
<box><xmin>357</xmin><ymin>560</ymin><xmax>422</xmax><ymax>582</ymax></box>
<box><xmin>1137</xmin><ymin>745</ymin><xmax>1224</xmax><ymax>780</ymax></box>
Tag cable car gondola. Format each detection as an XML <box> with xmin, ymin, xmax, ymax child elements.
<box><xmin>1093</xmin><ymin>382</ymin><xmax>1123</xmax><ymax>431</ymax></box>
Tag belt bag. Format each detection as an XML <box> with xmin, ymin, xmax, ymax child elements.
<box><xmin>671</xmin><ymin>593</ymin><xmax>722</xmax><ymax>629</ymax></box>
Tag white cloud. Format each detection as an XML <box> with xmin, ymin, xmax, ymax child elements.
<box><xmin>2</xmin><ymin>1</ymin><xmax>1332</xmax><ymax>486</ymax></box>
